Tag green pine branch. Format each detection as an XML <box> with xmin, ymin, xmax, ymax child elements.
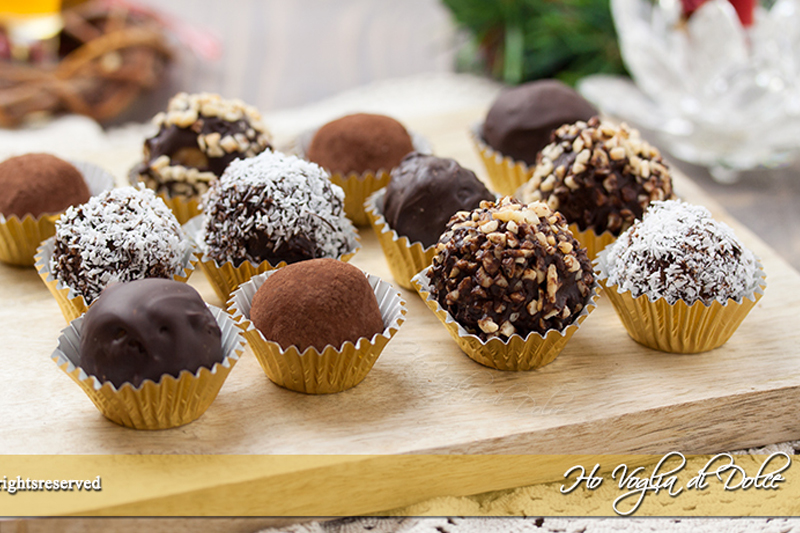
<box><xmin>443</xmin><ymin>0</ymin><xmax>628</xmax><ymax>85</ymax></box>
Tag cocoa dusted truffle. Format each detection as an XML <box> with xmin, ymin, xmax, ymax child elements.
<box><xmin>482</xmin><ymin>80</ymin><xmax>597</xmax><ymax>166</ymax></box>
<box><xmin>306</xmin><ymin>113</ymin><xmax>414</xmax><ymax>175</ymax></box>
<box><xmin>603</xmin><ymin>200</ymin><xmax>760</xmax><ymax>305</ymax></box>
<box><xmin>517</xmin><ymin>117</ymin><xmax>674</xmax><ymax>236</ymax></box>
<box><xmin>132</xmin><ymin>92</ymin><xmax>272</xmax><ymax>198</ymax></box>
<box><xmin>0</xmin><ymin>153</ymin><xmax>90</xmax><ymax>218</ymax></box>
<box><xmin>202</xmin><ymin>150</ymin><xmax>358</xmax><ymax>267</ymax></box>
<box><xmin>50</xmin><ymin>186</ymin><xmax>189</xmax><ymax>304</ymax></box>
<box><xmin>250</xmin><ymin>258</ymin><xmax>384</xmax><ymax>352</ymax></box>
<box><xmin>80</xmin><ymin>279</ymin><xmax>223</xmax><ymax>388</ymax></box>
<box><xmin>427</xmin><ymin>197</ymin><xmax>594</xmax><ymax>340</ymax></box>
<box><xmin>382</xmin><ymin>153</ymin><xmax>495</xmax><ymax>248</ymax></box>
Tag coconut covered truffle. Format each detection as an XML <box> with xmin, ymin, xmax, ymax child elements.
<box><xmin>80</xmin><ymin>279</ymin><xmax>223</xmax><ymax>388</ymax></box>
<box><xmin>382</xmin><ymin>153</ymin><xmax>495</xmax><ymax>248</ymax></box>
<box><xmin>517</xmin><ymin>117</ymin><xmax>674</xmax><ymax>236</ymax></box>
<box><xmin>602</xmin><ymin>200</ymin><xmax>760</xmax><ymax>305</ymax></box>
<box><xmin>427</xmin><ymin>196</ymin><xmax>594</xmax><ymax>340</ymax></box>
<box><xmin>132</xmin><ymin>92</ymin><xmax>272</xmax><ymax>198</ymax></box>
<box><xmin>0</xmin><ymin>153</ymin><xmax>90</xmax><ymax>218</ymax></box>
<box><xmin>50</xmin><ymin>186</ymin><xmax>189</xmax><ymax>304</ymax></box>
<box><xmin>482</xmin><ymin>79</ymin><xmax>598</xmax><ymax>166</ymax></box>
<box><xmin>202</xmin><ymin>150</ymin><xmax>358</xmax><ymax>267</ymax></box>
<box><xmin>306</xmin><ymin>113</ymin><xmax>414</xmax><ymax>175</ymax></box>
<box><xmin>250</xmin><ymin>258</ymin><xmax>384</xmax><ymax>352</ymax></box>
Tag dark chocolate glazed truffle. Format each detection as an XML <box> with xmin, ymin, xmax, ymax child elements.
<box><xmin>0</xmin><ymin>153</ymin><xmax>89</xmax><ymax>218</ymax></box>
<box><xmin>250</xmin><ymin>258</ymin><xmax>384</xmax><ymax>352</ymax></box>
<box><xmin>382</xmin><ymin>153</ymin><xmax>494</xmax><ymax>248</ymax></box>
<box><xmin>306</xmin><ymin>113</ymin><xmax>414</xmax><ymax>175</ymax></box>
<box><xmin>132</xmin><ymin>92</ymin><xmax>272</xmax><ymax>198</ymax></box>
<box><xmin>202</xmin><ymin>150</ymin><xmax>358</xmax><ymax>267</ymax></box>
<box><xmin>482</xmin><ymin>80</ymin><xmax>597</xmax><ymax>166</ymax></box>
<box><xmin>80</xmin><ymin>279</ymin><xmax>223</xmax><ymax>388</ymax></box>
<box><xmin>517</xmin><ymin>117</ymin><xmax>674</xmax><ymax>236</ymax></box>
<box><xmin>427</xmin><ymin>197</ymin><xmax>594</xmax><ymax>340</ymax></box>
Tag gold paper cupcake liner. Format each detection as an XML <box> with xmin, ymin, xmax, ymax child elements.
<box><xmin>35</xmin><ymin>237</ymin><xmax>198</xmax><ymax>323</ymax></box>
<box><xmin>290</xmin><ymin>126</ymin><xmax>433</xmax><ymax>227</ymax></box>
<box><xmin>228</xmin><ymin>270</ymin><xmax>406</xmax><ymax>394</ymax></box>
<box><xmin>329</xmin><ymin>170</ymin><xmax>391</xmax><ymax>226</ymax></box>
<box><xmin>569</xmin><ymin>223</ymin><xmax>618</xmax><ymax>261</ymax></box>
<box><xmin>0</xmin><ymin>160</ymin><xmax>115</xmax><ymax>267</ymax></box>
<box><xmin>411</xmin><ymin>267</ymin><xmax>600</xmax><ymax>371</ymax></box>
<box><xmin>158</xmin><ymin>193</ymin><xmax>202</xmax><ymax>225</ymax></box>
<box><xmin>51</xmin><ymin>305</ymin><xmax>245</xmax><ymax>429</ymax></box>
<box><xmin>470</xmin><ymin>125</ymin><xmax>534</xmax><ymax>196</ymax></box>
<box><xmin>363</xmin><ymin>189</ymin><xmax>436</xmax><ymax>290</ymax></box>
<box><xmin>595</xmin><ymin>253</ymin><xmax>767</xmax><ymax>354</ymax></box>
<box><xmin>183</xmin><ymin>215</ymin><xmax>361</xmax><ymax>303</ymax></box>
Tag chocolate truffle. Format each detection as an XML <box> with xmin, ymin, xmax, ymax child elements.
<box><xmin>80</xmin><ymin>279</ymin><xmax>223</xmax><ymax>388</ymax></box>
<box><xmin>250</xmin><ymin>258</ymin><xmax>384</xmax><ymax>352</ymax></box>
<box><xmin>603</xmin><ymin>200</ymin><xmax>760</xmax><ymax>305</ymax></box>
<box><xmin>306</xmin><ymin>113</ymin><xmax>414</xmax><ymax>175</ymax></box>
<box><xmin>427</xmin><ymin>197</ymin><xmax>594</xmax><ymax>340</ymax></box>
<box><xmin>202</xmin><ymin>150</ymin><xmax>358</xmax><ymax>267</ymax></box>
<box><xmin>0</xmin><ymin>153</ymin><xmax>90</xmax><ymax>218</ymax></box>
<box><xmin>482</xmin><ymin>80</ymin><xmax>597</xmax><ymax>166</ymax></box>
<box><xmin>382</xmin><ymin>153</ymin><xmax>495</xmax><ymax>248</ymax></box>
<box><xmin>132</xmin><ymin>92</ymin><xmax>272</xmax><ymax>198</ymax></box>
<box><xmin>50</xmin><ymin>186</ymin><xmax>189</xmax><ymax>304</ymax></box>
<box><xmin>517</xmin><ymin>117</ymin><xmax>674</xmax><ymax>236</ymax></box>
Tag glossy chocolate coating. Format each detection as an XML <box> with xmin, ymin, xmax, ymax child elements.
<box><xmin>0</xmin><ymin>153</ymin><xmax>89</xmax><ymax>218</ymax></box>
<box><xmin>145</xmin><ymin>118</ymin><xmax>253</xmax><ymax>177</ymax></box>
<box><xmin>80</xmin><ymin>279</ymin><xmax>223</xmax><ymax>388</ymax></box>
<box><xmin>482</xmin><ymin>80</ymin><xmax>597</xmax><ymax>166</ymax></box>
<box><xmin>383</xmin><ymin>153</ymin><xmax>494</xmax><ymax>248</ymax></box>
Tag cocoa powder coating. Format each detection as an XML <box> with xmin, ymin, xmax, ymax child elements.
<box><xmin>0</xmin><ymin>153</ymin><xmax>90</xmax><ymax>218</ymax></box>
<box><xmin>306</xmin><ymin>113</ymin><xmax>414</xmax><ymax>175</ymax></box>
<box><xmin>250</xmin><ymin>258</ymin><xmax>384</xmax><ymax>352</ymax></box>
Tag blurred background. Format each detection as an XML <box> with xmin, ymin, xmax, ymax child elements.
<box><xmin>0</xmin><ymin>0</ymin><xmax>798</xmax><ymax>265</ymax></box>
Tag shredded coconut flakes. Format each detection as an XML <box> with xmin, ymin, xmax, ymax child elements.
<box><xmin>50</xmin><ymin>186</ymin><xmax>189</xmax><ymax>303</ymax></box>
<box><xmin>604</xmin><ymin>200</ymin><xmax>759</xmax><ymax>305</ymax></box>
<box><xmin>201</xmin><ymin>150</ymin><xmax>358</xmax><ymax>266</ymax></box>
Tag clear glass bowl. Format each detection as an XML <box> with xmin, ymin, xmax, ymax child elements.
<box><xmin>579</xmin><ymin>0</ymin><xmax>800</xmax><ymax>181</ymax></box>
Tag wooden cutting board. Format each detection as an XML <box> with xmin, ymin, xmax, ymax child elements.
<box><xmin>1</xmin><ymin>108</ymin><xmax>799</xmax><ymax>516</ymax></box>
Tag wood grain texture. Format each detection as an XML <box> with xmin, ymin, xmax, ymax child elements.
<box><xmin>1</xmin><ymin>107</ymin><xmax>798</xmax><ymax>459</ymax></box>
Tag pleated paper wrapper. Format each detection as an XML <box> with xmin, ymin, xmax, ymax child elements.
<box><xmin>290</xmin><ymin>127</ymin><xmax>432</xmax><ymax>227</ymax></box>
<box><xmin>363</xmin><ymin>188</ymin><xmax>436</xmax><ymax>290</ymax></box>
<box><xmin>51</xmin><ymin>305</ymin><xmax>245</xmax><ymax>430</ymax></box>
<box><xmin>569</xmin><ymin>223</ymin><xmax>618</xmax><ymax>261</ymax></box>
<box><xmin>183</xmin><ymin>215</ymin><xmax>360</xmax><ymax>303</ymax></box>
<box><xmin>35</xmin><ymin>237</ymin><xmax>197</xmax><ymax>323</ymax></box>
<box><xmin>595</xmin><ymin>251</ymin><xmax>767</xmax><ymax>354</ymax></box>
<box><xmin>0</xmin><ymin>161</ymin><xmax>115</xmax><ymax>267</ymax></box>
<box><xmin>158</xmin><ymin>193</ymin><xmax>202</xmax><ymax>225</ymax></box>
<box><xmin>470</xmin><ymin>125</ymin><xmax>534</xmax><ymax>196</ymax></box>
<box><xmin>228</xmin><ymin>270</ymin><xmax>406</xmax><ymax>394</ymax></box>
<box><xmin>411</xmin><ymin>267</ymin><xmax>600</xmax><ymax>371</ymax></box>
